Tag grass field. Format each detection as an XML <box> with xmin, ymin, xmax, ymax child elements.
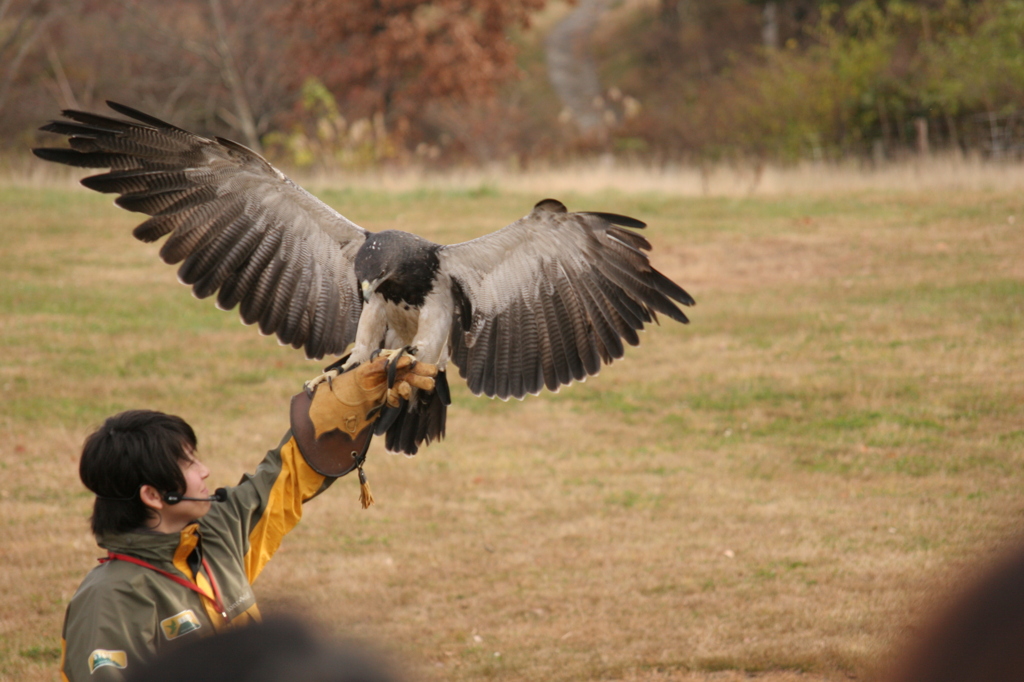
<box><xmin>1</xmin><ymin>168</ymin><xmax>1022</xmax><ymax>681</ymax></box>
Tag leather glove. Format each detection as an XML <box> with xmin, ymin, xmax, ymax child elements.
<box><xmin>289</xmin><ymin>353</ymin><xmax>438</xmax><ymax>480</ymax></box>
<box><xmin>308</xmin><ymin>354</ymin><xmax>438</xmax><ymax>440</ymax></box>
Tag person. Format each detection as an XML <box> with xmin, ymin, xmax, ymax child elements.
<box><xmin>59</xmin><ymin>354</ymin><xmax>437</xmax><ymax>682</ymax></box>
<box><xmin>880</xmin><ymin>534</ymin><xmax>1024</xmax><ymax>682</ymax></box>
<box><xmin>123</xmin><ymin>614</ymin><xmax>405</xmax><ymax>682</ymax></box>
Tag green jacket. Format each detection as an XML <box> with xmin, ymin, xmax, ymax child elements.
<box><xmin>60</xmin><ymin>432</ymin><xmax>333</xmax><ymax>682</ymax></box>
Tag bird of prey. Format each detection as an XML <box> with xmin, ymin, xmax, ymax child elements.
<box><xmin>34</xmin><ymin>102</ymin><xmax>695</xmax><ymax>455</ymax></box>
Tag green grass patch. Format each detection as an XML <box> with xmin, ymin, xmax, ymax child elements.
<box><xmin>3</xmin><ymin>182</ymin><xmax>1024</xmax><ymax>682</ymax></box>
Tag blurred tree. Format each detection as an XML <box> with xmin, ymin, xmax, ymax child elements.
<box><xmin>921</xmin><ymin>0</ymin><xmax>1024</xmax><ymax>154</ymax></box>
<box><xmin>0</xmin><ymin>0</ymin><xmax>65</xmax><ymax>118</ymax></box>
<box><xmin>545</xmin><ymin>0</ymin><xmax>615</xmax><ymax>139</ymax></box>
<box><xmin>742</xmin><ymin>0</ymin><xmax>865</xmax><ymax>52</ymax></box>
<box><xmin>763</xmin><ymin>0</ymin><xmax>779</xmax><ymax>50</ymax></box>
<box><xmin>1</xmin><ymin>0</ymin><xmax>292</xmax><ymax>150</ymax></box>
<box><xmin>605</xmin><ymin>0</ymin><xmax>1024</xmax><ymax>164</ymax></box>
<box><xmin>610</xmin><ymin>0</ymin><xmax>763</xmax><ymax>162</ymax></box>
<box><xmin>207</xmin><ymin>0</ymin><xmax>262</xmax><ymax>150</ymax></box>
<box><xmin>278</xmin><ymin>0</ymin><xmax>547</xmax><ymax>150</ymax></box>
<box><xmin>100</xmin><ymin>0</ymin><xmax>290</xmax><ymax>151</ymax></box>
<box><xmin>6</xmin><ymin>0</ymin><xmax>1024</xmax><ymax>164</ymax></box>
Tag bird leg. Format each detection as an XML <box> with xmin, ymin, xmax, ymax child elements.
<box><xmin>303</xmin><ymin>352</ymin><xmax>356</xmax><ymax>394</ymax></box>
<box><xmin>358</xmin><ymin>346</ymin><xmax>421</xmax><ymax>387</ymax></box>
<box><xmin>303</xmin><ymin>368</ymin><xmax>339</xmax><ymax>396</ymax></box>
<box><xmin>383</xmin><ymin>347</ymin><xmax>412</xmax><ymax>388</ymax></box>
<box><xmin>378</xmin><ymin>347</ymin><xmax>438</xmax><ymax>403</ymax></box>
<box><xmin>341</xmin><ymin>344</ymin><xmax>415</xmax><ymax>372</ymax></box>
<box><xmin>305</xmin><ymin>346</ymin><xmax>435</xmax><ymax>402</ymax></box>
<box><xmin>372</xmin><ymin>346</ymin><xmax>418</xmax><ymax>361</ymax></box>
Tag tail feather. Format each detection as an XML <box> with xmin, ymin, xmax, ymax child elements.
<box><xmin>383</xmin><ymin>370</ymin><xmax>450</xmax><ymax>455</ymax></box>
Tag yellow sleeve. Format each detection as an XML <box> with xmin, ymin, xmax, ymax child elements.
<box><xmin>243</xmin><ymin>437</ymin><xmax>328</xmax><ymax>582</ymax></box>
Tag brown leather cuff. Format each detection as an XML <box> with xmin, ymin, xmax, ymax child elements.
<box><xmin>290</xmin><ymin>390</ymin><xmax>374</xmax><ymax>477</ymax></box>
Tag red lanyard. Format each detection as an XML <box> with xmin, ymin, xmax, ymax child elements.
<box><xmin>100</xmin><ymin>551</ymin><xmax>227</xmax><ymax>618</ymax></box>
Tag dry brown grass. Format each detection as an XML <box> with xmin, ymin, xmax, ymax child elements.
<box><xmin>13</xmin><ymin>151</ymin><xmax>1024</xmax><ymax>198</ymax></box>
<box><xmin>1</xmin><ymin>161</ymin><xmax>1022</xmax><ymax>681</ymax></box>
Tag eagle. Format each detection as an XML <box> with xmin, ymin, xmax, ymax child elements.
<box><xmin>34</xmin><ymin>102</ymin><xmax>695</xmax><ymax>455</ymax></box>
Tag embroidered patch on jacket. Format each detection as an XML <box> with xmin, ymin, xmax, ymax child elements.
<box><xmin>160</xmin><ymin>610</ymin><xmax>202</xmax><ymax>640</ymax></box>
<box><xmin>88</xmin><ymin>649</ymin><xmax>127</xmax><ymax>673</ymax></box>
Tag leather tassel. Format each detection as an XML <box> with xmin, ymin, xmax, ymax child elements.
<box><xmin>358</xmin><ymin>465</ymin><xmax>374</xmax><ymax>509</ymax></box>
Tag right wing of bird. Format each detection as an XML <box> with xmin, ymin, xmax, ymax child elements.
<box><xmin>438</xmin><ymin>199</ymin><xmax>694</xmax><ymax>400</ymax></box>
<box><xmin>34</xmin><ymin>102</ymin><xmax>368</xmax><ymax>360</ymax></box>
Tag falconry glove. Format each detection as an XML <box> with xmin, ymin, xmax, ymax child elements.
<box><xmin>290</xmin><ymin>353</ymin><xmax>438</xmax><ymax>507</ymax></box>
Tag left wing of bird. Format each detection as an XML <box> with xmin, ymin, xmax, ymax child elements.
<box><xmin>33</xmin><ymin>102</ymin><xmax>370</xmax><ymax>359</ymax></box>
<box><xmin>438</xmin><ymin>199</ymin><xmax>694</xmax><ymax>400</ymax></box>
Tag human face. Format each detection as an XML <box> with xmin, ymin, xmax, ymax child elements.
<box><xmin>151</xmin><ymin>452</ymin><xmax>213</xmax><ymax>533</ymax></box>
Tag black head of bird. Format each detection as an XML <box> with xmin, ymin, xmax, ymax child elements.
<box><xmin>355</xmin><ymin>231</ymin><xmax>440</xmax><ymax>308</ymax></box>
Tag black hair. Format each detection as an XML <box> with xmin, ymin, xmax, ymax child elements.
<box><xmin>79</xmin><ymin>409</ymin><xmax>197</xmax><ymax>537</ymax></box>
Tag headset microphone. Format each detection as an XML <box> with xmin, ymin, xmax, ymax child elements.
<box><xmin>163</xmin><ymin>488</ymin><xmax>228</xmax><ymax>505</ymax></box>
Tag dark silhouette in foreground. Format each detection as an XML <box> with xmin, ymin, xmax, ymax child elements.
<box><xmin>882</xmin><ymin>535</ymin><xmax>1024</xmax><ymax>682</ymax></box>
<box><xmin>125</xmin><ymin>615</ymin><xmax>407</xmax><ymax>682</ymax></box>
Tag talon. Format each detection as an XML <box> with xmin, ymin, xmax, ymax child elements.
<box><xmin>323</xmin><ymin>353</ymin><xmax>350</xmax><ymax>373</ymax></box>
<box><xmin>304</xmin><ymin>368</ymin><xmax>340</xmax><ymax>395</ymax></box>
<box><xmin>385</xmin><ymin>347</ymin><xmax>407</xmax><ymax>388</ymax></box>
<box><xmin>375</xmin><ymin>347</ymin><xmax>409</xmax><ymax>362</ymax></box>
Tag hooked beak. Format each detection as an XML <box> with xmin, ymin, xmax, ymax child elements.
<box><xmin>361</xmin><ymin>279</ymin><xmax>377</xmax><ymax>304</ymax></box>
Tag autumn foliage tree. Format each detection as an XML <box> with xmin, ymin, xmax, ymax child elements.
<box><xmin>277</xmin><ymin>0</ymin><xmax>546</xmax><ymax>153</ymax></box>
<box><xmin>7</xmin><ymin>0</ymin><xmax>1024</xmax><ymax>165</ymax></box>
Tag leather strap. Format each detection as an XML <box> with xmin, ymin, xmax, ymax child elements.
<box><xmin>289</xmin><ymin>390</ymin><xmax>374</xmax><ymax>478</ymax></box>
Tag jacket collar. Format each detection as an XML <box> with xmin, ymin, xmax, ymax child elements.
<box><xmin>97</xmin><ymin>523</ymin><xmax>201</xmax><ymax>566</ymax></box>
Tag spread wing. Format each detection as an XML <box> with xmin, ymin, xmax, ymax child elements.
<box><xmin>439</xmin><ymin>199</ymin><xmax>695</xmax><ymax>400</ymax></box>
<box><xmin>33</xmin><ymin>102</ymin><xmax>368</xmax><ymax>360</ymax></box>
